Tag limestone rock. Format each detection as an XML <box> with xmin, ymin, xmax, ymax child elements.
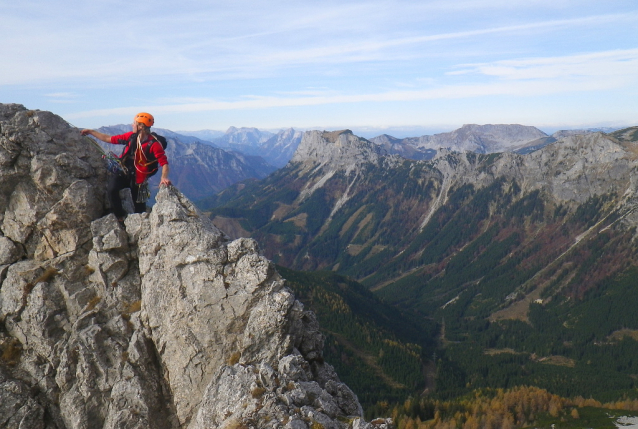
<box><xmin>138</xmin><ymin>186</ymin><xmax>360</xmax><ymax>427</ymax></box>
<box><xmin>0</xmin><ymin>236</ymin><xmax>22</xmax><ymax>265</ymax></box>
<box><xmin>0</xmin><ymin>366</ymin><xmax>51</xmax><ymax>429</ymax></box>
<box><xmin>0</xmin><ymin>104</ymin><xmax>378</xmax><ymax>428</ymax></box>
<box><xmin>291</xmin><ymin>130</ymin><xmax>387</xmax><ymax>171</ymax></box>
<box><xmin>0</xmin><ymin>104</ymin><xmax>106</xmax><ymax>261</ymax></box>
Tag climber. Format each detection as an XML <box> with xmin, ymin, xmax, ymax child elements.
<box><xmin>81</xmin><ymin>112</ymin><xmax>172</xmax><ymax>220</ymax></box>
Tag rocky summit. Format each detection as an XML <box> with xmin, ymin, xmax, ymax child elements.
<box><xmin>0</xmin><ymin>103</ymin><xmax>390</xmax><ymax>428</ymax></box>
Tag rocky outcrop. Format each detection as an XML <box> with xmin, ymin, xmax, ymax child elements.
<box><xmin>0</xmin><ymin>104</ymin><xmax>390</xmax><ymax>428</ymax></box>
<box><xmin>0</xmin><ymin>104</ymin><xmax>105</xmax><ymax>263</ymax></box>
<box><xmin>291</xmin><ymin>130</ymin><xmax>389</xmax><ymax>172</ymax></box>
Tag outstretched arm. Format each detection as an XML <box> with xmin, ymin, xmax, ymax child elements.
<box><xmin>81</xmin><ymin>129</ymin><xmax>112</xmax><ymax>143</ymax></box>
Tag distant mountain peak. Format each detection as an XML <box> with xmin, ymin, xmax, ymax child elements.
<box><xmin>291</xmin><ymin>129</ymin><xmax>386</xmax><ymax>169</ymax></box>
<box><xmin>371</xmin><ymin>124</ymin><xmax>548</xmax><ymax>155</ymax></box>
<box><xmin>225</xmin><ymin>126</ymin><xmax>262</xmax><ymax>134</ymax></box>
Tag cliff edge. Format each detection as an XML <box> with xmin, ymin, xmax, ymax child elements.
<box><xmin>0</xmin><ymin>104</ymin><xmax>390</xmax><ymax>429</ymax></box>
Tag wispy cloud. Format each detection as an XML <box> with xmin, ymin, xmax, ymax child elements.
<box><xmin>237</xmin><ymin>12</ymin><xmax>638</xmax><ymax>72</ymax></box>
<box><xmin>4</xmin><ymin>0</ymin><xmax>637</xmax><ymax>129</ymax></box>
<box><xmin>66</xmin><ymin>47</ymin><xmax>637</xmax><ymax>120</ymax></box>
<box><xmin>45</xmin><ymin>92</ymin><xmax>78</xmax><ymax>98</ymax></box>
<box><xmin>449</xmin><ymin>48</ymin><xmax>638</xmax><ymax>81</ymax></box>
<box><xmin>2</xmin><ymin>3</ymin><xmax>635</xmax><ymax>86</ymax></box>
<box><xmin>44</xmin><ymin>92</ymin><xmax>80</xmax><ymax>104</ymax></box>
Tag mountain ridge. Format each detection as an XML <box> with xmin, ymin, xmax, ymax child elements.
<box><xmin>204</xmin><ymin>124</ymin><xmax>638</xmax><ymax>402</ymax></box>
<box><xmin>172</xmin><ymin>124</ymin><xmax>622</xmax><ymax>169</ymax></box>
<box><xmin>205</xmin><ymin>126</ymin><xmax>638</xmax><ymax>311</ymax></box>
<box><xmin>406</xmin><ymin>123</ymin><xmax>548</xmax><ymax>153</ymax></box>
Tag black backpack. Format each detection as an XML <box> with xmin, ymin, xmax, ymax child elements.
<box><xmin>122</xmin><ymin>132</ymin><xmax>168</xmax><ymax>177</ymax></box>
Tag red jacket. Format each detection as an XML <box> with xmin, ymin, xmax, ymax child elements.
<box><xmin>110</xmin><ymin>132</ymin><xmax>168</xmax><ymax>184</ymax></box>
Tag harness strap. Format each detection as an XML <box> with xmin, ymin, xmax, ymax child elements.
<box><xmin>134</xmin><ymin>134</ymin><xmax>161</xmax><ymax>174</ymax></box>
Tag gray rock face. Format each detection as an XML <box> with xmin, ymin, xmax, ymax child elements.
<box><xmin>292</xmin><ymin>130</ymin><xmax>388</xmax><ymax>171</ymax></box>
<box><xmin>0</xmin><ymin>104</ymin><xmax>386</xmax><ymax>429</ymax></box>
<box><xmin>466</xmin><ymin>132</ymin><xmax>630</xmax><ymax>204</ymax></box>
<box><xmin>369</xmin><ymin>134</ymin><xmax>436</xmax><ymax>161</ymax></box>
<box><xmin>0</xmin><ymin>104</ymin><xmax>105</xmax><ymax>262</ymax></box>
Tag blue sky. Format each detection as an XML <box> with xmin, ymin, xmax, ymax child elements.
<box><xmin>1</xmin><ymin>0</ymin><xmax>637</xmax><ymax>136</ymax></box>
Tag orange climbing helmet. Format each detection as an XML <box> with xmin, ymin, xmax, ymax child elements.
<box><xmin>134</xmin><ymin>112</ymin><xmax>154</xmax><ymax>127</ymax></box>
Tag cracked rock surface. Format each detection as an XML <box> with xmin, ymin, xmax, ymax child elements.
<box><xmin>0</xmin><ymin>104</ymin><xmax>391</xmax><ymax>428</ymax></box>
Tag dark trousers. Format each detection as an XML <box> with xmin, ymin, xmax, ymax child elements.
<box><xmin>107</xmin><ymin>173</ymin><xmax>146</xmax><ymax>218</ymax></box>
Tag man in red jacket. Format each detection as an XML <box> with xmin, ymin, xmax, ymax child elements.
<box><xmin>81</xmin><ymin>112</ymin><xmax>171</xmax><ymax>219</ymax></box>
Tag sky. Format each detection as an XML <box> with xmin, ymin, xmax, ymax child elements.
<box><xmin>1</xmin><ymin>0</ymin><xmax>637</xmax><ymax>137</ymax></box>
